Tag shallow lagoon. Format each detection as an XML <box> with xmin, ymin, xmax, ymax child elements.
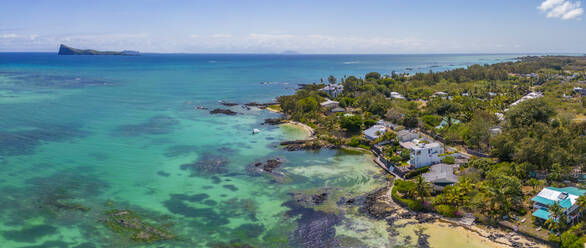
<box><xmin>0</xmin><ymin>53</ymin><xmax>522</xmax><ymax>247</ymax></box>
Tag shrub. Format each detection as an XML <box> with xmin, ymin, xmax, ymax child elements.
<box><xmin>422</xmin><ymin>115</ymin><xmax>443</xmax><ymax>128</ymax></box>
<box><xmin>394</xmin><ymin>179</ymin><xmax>416</xmax><ymax>194</ymax></box>
<box><xmin>435</xmin><ymin>204</ymin><xmax>457</xmax><ymax>218</ymax></box>
<box><xmin>405</xmin><ymin>167</ymin><xmax>430</xmax><ymax>179</ymax></box>
<box><xmin>391</xmin><ymin>184</ymin><xmax>423</xmax><ymax>211</ymax></box>
<box><xmin>363</xmin><ymin>119</ymin><xmax>377</xmax><ymax>128</ymax></box>
<box><xmin>441</xmin><ymin>156</ymin><xmax>455</xmax><ymax>164</ymax></box>
<box><xmin>548</xmin><ymin>234</ymin><xmax>561</xmax><ymax>244</ymax></box>
<box><xmin>365</xmin><ymin>72</ymin><xmax>381</xmax><ymax>80</ymax></box>
<box><xmin>347</xmin><ymin>136</ymin><xmax>362</xmax><ymax>147</ymax></box>
<box><xmin>340</xmin><ymin>115</ymin><xmax>363</xmax><ymax>132</ymax></box>
<box><xmin>390</xmin><ymin>155</ymin><xmax>402</xmax><ymax>164</ymax></box>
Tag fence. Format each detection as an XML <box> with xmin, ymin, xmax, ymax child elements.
<box><xmin>371</xmin><ymin>145</ymin><xmax>407</xmax><ymax>178</ymax></box>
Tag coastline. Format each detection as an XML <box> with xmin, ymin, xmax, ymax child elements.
<box><xmin>268</xmin><ymin>107</ymin><xmax>550</xmax><ymax>248</ymax></box>
<box><xmin>282</xmin><ymin>121</ymin><xmax>315</xmax><ymax>137</ymax></box>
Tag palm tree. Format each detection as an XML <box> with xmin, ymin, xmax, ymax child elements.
<box><xmin>576</xmin><ymin>195</ymin><xmax>586</xmax><ymax>224</ymax></box>
<box><xmin>415</xmin><ymin>175</ymin><xmax>430</xmax><ymax>203</ymax></box>
<box><xmin>545</xmin><ymin>202</ymin><xmax>563</xmax><ymax>233</ymax></box>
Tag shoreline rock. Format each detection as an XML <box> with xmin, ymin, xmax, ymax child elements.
<box><xmin>357</xmin><ymin>186</ymin><xmax>396</xmax><ymax>220</ymax></box>
<box><xmin>280</xmin><ymin>140</ymin><xmax>335</xmax><ymax>151</ymax></box>
<box><xmin>244</xmin><ymin>102</ymin><xmax>272</xmax><ymax>109</ymax></box>
<box><xmin>209</xmin><ymin>108</ymin><xmax>238</xmax><ymax>115</ymax></box>
<box><xmin>262</xmin><ymin>118</ymin><xmax>285</xmax><ymax>125</ymax></box>
<box><xmin>291</xmin><ymin>191</ymin><xmax>329</xmax><ymax>207</ymax></box>
<box><xmin>218</xmin><ymin>101</ymin><xmax>238</xmax><ymax>107</ymax></box>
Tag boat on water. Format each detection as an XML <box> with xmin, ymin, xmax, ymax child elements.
<box><xmin>252</xmin><ymin>128</ymin><xmax>260</xmax><ymax>134</ymax></box>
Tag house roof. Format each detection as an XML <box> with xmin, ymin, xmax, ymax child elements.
<box><xmin>363</xmin><ymin>125</ymin><xmax>386</xmax><ymax>139</ymax></box>
<box><xmin>320</xmin><ymin>99</ymin><xmax>339</xmax><ymax>106</ymax></box>
<box><xmin>423</xmin><ymin>164</ymin><xmax>458</xmax><ymax>184</ymax></box>
<box><xmin>531</xmin><ymin>187</ymin><xmax>585</xmax><ymax>209</ymax></box>
<box><xmin>532</xmin><ymin>208</ymin><xmax>550</xmax><ymax>220</ymax></box>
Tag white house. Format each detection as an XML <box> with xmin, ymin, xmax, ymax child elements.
<box><xmin>401</xmin><ymin>139</ymin><xmax>444</xmax><ymax>168</ymax></box>
<box><xmin>320</xmin><ymin>99</ymin><xmax>339</xmax><ymax>109</ymax></box>
<box><xmin>390</xmin><ymin>92</ymin><xmax>406</xmax><ymax>100</ymax></box>
<box><xmin>433</xmin><ymin>91</ymin><xmax>448</xmax><ymax>98</ymax></box>
<box><xmin>321</xmin><ymin>84</ymin><xmax>344</xmax><ymax>98</ymax></box>
<box><xmin>510</xmin><ymin>92</ymin><xmax>543</xmax><ymax>106</ymax></box>
<box><xmin>489</xmin><ymin>126</ymin><xmax>502</xmax><ymax>136</ymax></box>
<box><xmin>574</xmin><ymin>87</ymin><xmax>586</xmax><ymax>96</ymax></box>
<box><xmin>363</xmin><ymin>125</ymin><xmax>387</xmax><ymax>140</ymax></box>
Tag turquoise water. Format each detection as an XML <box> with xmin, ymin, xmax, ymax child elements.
<box><xmin>0</xmin><ymin>53</ymin><xmax>518</xmax><ymax>247</ymax></box>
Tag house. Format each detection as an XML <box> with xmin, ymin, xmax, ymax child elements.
<box><xmin>532</xmin><ymin>187</ymin><xmax>586</xmax><ymax>224</ymax></box>
<box><xmin>435</xmin><ymin>117</ymin><xmax>461</xmax><ymax>129</ymax></box>
<box><xmin>330</xmin><ymin>107</ymin><xmax>346</xmax><ymax>113</ymax></box>
<box><xmin>389</xmin><ymin>92</ymin><xmax>406</xmax><ymax>100</ymax></box>
<box><xmin>363</xmin><ymin>125</ymin><xmax>387</xmax><ymax>140</ymax></box>
<box><xmin>320</xmin><ymin>84</ymin><xmax>344</xmax><ymax>98</ymax></box>
<box><xmin>573</xmin><ymin>87</ymin><xmax>586</xmax><ymax>96</ymax></box>
<box><xmin>401</xmin><ymin>139</ymin><xmax>444</xmax><ymax>168</ymax></box>
<box><xmin>320</xmin><ymin>99</ymin><xmax>339</xmax><ymax>109</ymax></box>
<box><xmin>510</xmin><ymin>92</ymin><xmax>543</xmax><ymax>106</ymax></box>
<box><xmin>397</xmin><ymin>129</ymin><xmax>419</xmax><ymax>142</ymax></box>
<box><xmin>423</xmin><ymin>163</ymin><xmax>459</xmax><ymax>188</ymax></box>
<box><xmin>495</xmin><ymin>112</ymin><xmax>505</xmax><ymax>122</ymax></box>
<box><xmin>489</xmin><ymin>126</ymin><xmax>502</xmax><ymax>136</ymax></box>
<box><xmin>433</xmin><ymin>91</ymin><xmax>448</xmax><ymax>98</ymax></box>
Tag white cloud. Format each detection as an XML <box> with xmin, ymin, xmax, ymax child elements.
<box><xmin>538</xmin><ymin>0</ymin><xmax>584</xmax><ymax>20</ymax></box>
<box><xmin>186</xmin><ymin>33</ymin><xmax>439</xmax><ymax>53</ymax></box>
<box><xmin>0</xmin><ymin>33</ymin><xmax>19</xmax><ymax>39</ymax></box>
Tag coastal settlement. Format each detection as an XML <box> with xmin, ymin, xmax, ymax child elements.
<box><xmin>269</xmin><ymin>56</ymin><xmax>586</xmax><ymax>247</ymax></box>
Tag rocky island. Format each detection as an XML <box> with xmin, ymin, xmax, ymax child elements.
<box><xmin>57</xmin><ymin>44</ymin><xmax>139</xmax><ymax>56</ymax></box>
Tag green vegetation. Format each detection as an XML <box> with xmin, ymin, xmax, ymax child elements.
<box><xmin>276</xmin><ymin>56</ymin><xmax>586</xmax><ymax>237</ymax></box>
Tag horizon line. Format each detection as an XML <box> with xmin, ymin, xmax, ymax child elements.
<box><xmin>0</xmin><ymin>51</ymin><xmax>584</xmax><ymax>56</ymax></box>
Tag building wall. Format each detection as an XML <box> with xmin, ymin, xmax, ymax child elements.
<box><xmin>410</xmin><ymin>145</ymin><xmax>444</xmax><ymax>168</ymax></box>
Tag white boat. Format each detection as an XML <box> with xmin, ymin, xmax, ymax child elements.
<box><xmin>252</xmin><ymin>128</ymin><xmax>260</xmax><ymax>134</ymax></box>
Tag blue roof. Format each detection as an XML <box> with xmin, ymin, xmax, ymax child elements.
<box><xmin>533</xmin><ymin>208</ymin><xmax>550</xmax><ymax>220</ymax></box>
<box><xmin>549</xmin><ymin>187</ymin><xmax>586</xmax><ymax>196</ymax></box>
<box><xmin>532</xmin><ymin>196</ymin><xmax>555</xmax><ymax>206</ymax></box>
<box><xmin>559</xmin><ymin>198</ymin><xmax>573</xmax><ymax>209</ymax></box>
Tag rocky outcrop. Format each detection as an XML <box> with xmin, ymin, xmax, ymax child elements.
<box><xmin>291</xmin><ymin>191</ymin><xmax>329</xmax><ymax>207</ymax></box>
<box><xmin>280</xmin><ymin>140</ymin><xmax>335</xmax><ymax>151</ymax></box>
<box><xmin>262</xmin><ymin>118</ymin><xmax>285</xmax><ymax>125</ymax></box>
<box><xmin>283</xmin><ymin>201</ymin><xmax>340</xmax><ymax>248</ymax></box>
<box><xmin>244</xmin><ymin>102</ymin><xmax>272</xmax><ymax>109</ymax></box>
<box><xmin>218</xmin><ymin>101</ymin><xmax>238</xmax><ymax>106</ymax></box>
<box><xmin>58</xmin><ymin>44</ymin><xmax>139</xmax><ymax>55</ymax></box>
<box><xmin>248</xmin><ymin>158</ymin><xmax>284</xmax><ymax>174</ymax></box>
<box><xmin>358</xmin><ymin>186</ymin><xmax>395</xmax><ymax>220</ymax></box>
<box><xmin>104</xmin><ymin>210</ymin><xmax>174</xmax><ymax>243</ymax></box>
<box><xmin>209</xmin><ymin>108</ymin><xmax>238</xmax><ymax>115</ymax></box>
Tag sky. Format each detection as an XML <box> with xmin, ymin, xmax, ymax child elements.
<box><xmin>0</xmin><ymin>0</ymin><xmax>585</xmax><ymax>53</ymax></box>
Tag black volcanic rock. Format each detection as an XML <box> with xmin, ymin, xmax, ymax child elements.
<box><xmin>58</xmin><ymin>44</ymin><xmax>139</xmax><ymax>55</ymax></box>
<box><xmin>209</xmin><ymin>108</ymin><xmax>238</xmax><ymax>115</ymax></box>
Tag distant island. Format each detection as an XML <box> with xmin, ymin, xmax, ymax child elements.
<box><xmin>57</xmin><ymin>44</ymin><xmax>139</xmax><ymax>56</ymax></box>
<box><xmin>281</xmin><ymin>50</ymin><xmax>300</xmax><ymax>55</ymax></box>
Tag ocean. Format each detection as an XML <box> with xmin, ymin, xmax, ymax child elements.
<box><xmin>0</xmin><ymin>53</ymin><xmax>518</xmax><ymax>247</ymax></box>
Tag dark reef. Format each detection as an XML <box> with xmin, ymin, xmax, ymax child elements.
<box><xmin>113</xmin><ymin>115</ymin><xmax>179</xmax><ymax>137</ymax></box>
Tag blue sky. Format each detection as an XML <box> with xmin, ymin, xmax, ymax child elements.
<box><xmin>1</xmin><ymin>0</ymin><xmax>585</xmax><ymax>53</ymax></box>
